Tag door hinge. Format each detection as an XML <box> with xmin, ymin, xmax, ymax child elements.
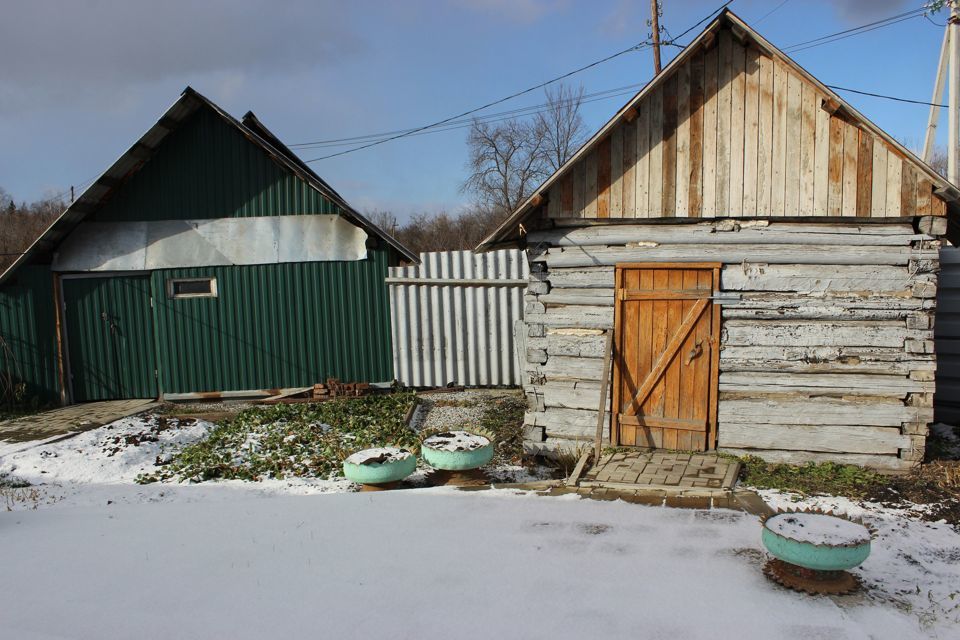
<box><xmin>150</xmin><ymin>296</ymin><xmax>154</xmax><ymax>309</ymax></box>
<box><xmin>154</xmin><ymin>369</ymin><xmax>159</xmax><ymax>379</ymax></box>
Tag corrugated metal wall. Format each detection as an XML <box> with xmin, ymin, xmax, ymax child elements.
<box><xmin>389</xmin><ymin>250</ymin><xmax>528</xmax><ymax>387</ymax></box>
<box><xmin>936</xmin><ymin>245</ymin><xmax>960</xmax><ymax>423</ymax></box>
<box><xmin>93</xmin><ymin>108</ymin><xmax>340</xmax><ymax>223</ymax></box>
<box><xmin>152</xmin><ymin>249</ymin><xmax>394</xmax><ymax>394</ymax></box>
<box><xmin>0</xmin><ymin>265</ymin><xmax>60</xmax><ymax>405</ymax></box>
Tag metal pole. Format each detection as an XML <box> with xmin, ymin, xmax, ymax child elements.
<box><xmin>924</xmin><ymin>26</ymin><xmax>950</xmax><ymax>163</ymax></box>
<box><xmin>949</xmin><ymin>0</ymin><xmax>960</xmax><ymax>183</ymax></box>
<box><xmin>650</xmin><ymin>0</ymin><xmax>662</xmax><ymax>75</ymax></box>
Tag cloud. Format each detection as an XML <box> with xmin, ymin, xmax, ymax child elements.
<box><xmin>830</xmin><ymin>0</ymin><xmax>912</xmax><ymax>23</ymax></box>
<box><xmin>0</xmin><ymin>0</ymin><xmax>365</xmax><ymax>114</ymax></box>
<box><xmin>451</xmin><ymin>0</ymin><xmax>571</xmax><ymax>25</ymax></box>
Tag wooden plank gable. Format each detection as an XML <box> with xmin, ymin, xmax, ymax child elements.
<box><xmin>541</xmin><ymin>28</ymin><xmax>944</xmax><ymax>222</ymax></box>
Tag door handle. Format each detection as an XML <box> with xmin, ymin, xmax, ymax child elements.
<box><xmin>684</xmin><ymin>340</ymin><xmax>703</xmax><ymax>366</ymax></box>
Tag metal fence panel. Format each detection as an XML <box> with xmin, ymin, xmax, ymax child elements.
<box><xmin>389</xmin><ymin>249</ymin><xmax>528</xmax><ymax>387</ymax></box>
<box><xmin>936</xmin><ymin>245</ymin><xmax>960</xmax><ymax>423</ymax></box>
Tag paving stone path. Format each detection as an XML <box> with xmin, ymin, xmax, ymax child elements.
<box><xmin>0</xmin><ymin>399</ymin><xmax>157</xmax><ymax>444</ymax></box>
<box><xmin>581</xmin><ymin>451</ymin><xmax>741</xmax><ymax>495</ymax></box>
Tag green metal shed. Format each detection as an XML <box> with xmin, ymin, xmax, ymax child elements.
<box><xmin>0</xmin><ymin>88</ymin><xmax>417</xmax><ymax>404</ymax></box>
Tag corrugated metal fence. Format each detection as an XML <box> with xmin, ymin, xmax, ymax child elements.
<box><xmin>388</xmin><ymin>250</ymin><xmax>528</xmax><ymax>387</ymax></box>
<box><xmin>936</xmin><ymin>246</ymin><xmax>960</xmax><ymax>423</ymax></box>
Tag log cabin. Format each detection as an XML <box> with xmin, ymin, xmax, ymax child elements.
<box><xmin>477</xmin><ymin>9</ymin><xmax>959</xmax><ymax>471</ymax></box>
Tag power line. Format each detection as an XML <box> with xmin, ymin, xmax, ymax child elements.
<box><xmin>755</xmin><ymin>0</ymin><xmax>790</xmax><ymax>25</ymax></box>
<box><xmin>304</xmin><ymin>0</ymin><xmax>734</xmax><ymax>163</ymax></box>
<box><xmin>827</xmin><ymin>84</ymin><xmax>948</xmax><ymax>107</ymax></box>
<box><xmin>291</xmin><ymin>83</ymin><xmax>646</xmax><ymax>149</ymax></box>
<box><xmin>783</xmin><ymin>8</ymin><xmax>927</xmax><ymax>53</ymax></box>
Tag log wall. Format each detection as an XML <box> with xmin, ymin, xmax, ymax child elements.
<box><xmin>521</xmin><ymin>219</ymin><xmax>939</xmax><ymax>472</ymax></box>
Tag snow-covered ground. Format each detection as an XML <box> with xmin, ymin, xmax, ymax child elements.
<box><xmin>2</xmin><ymin>489</ymin><xmax>958</xmax><ymax>639</ymax></box>
<box><xmin>2</xmin><ymin>413</ymin><xmax>958</xmax><ymax>637</ymax></box>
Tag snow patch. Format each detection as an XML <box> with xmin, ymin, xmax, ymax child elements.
<box><xmin>345</xmin><ymin>447</ymin><xmax>412</xmax><ymax>465</ymax></box>
<box><xmin>765</xmin><ymin>512</ymin><xmax>870</xmax><ymax>546</ymax></box>
<box><xmin>422</xmin><ymin>430</ymin><xmax>490</xmax><ymax>452</ymax></box>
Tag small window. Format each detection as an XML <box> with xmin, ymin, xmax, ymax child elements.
<box><xmin>168</xmin><ymin>277</ymin><xmax>217</xmax><ymax>299</ymax></box>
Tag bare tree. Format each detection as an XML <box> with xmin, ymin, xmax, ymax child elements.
<box><xmin>462</xmin><ymin>118</ymin><xmax>548</xmax><ymax>216</ymax></box>
<box><xmin>0</xmin><ymin>189</ymin><xmax>64</xmax><ymax>272</ymax></box>
<box><xmin>462</xmin><ymin>82</ymin><xmax>587</xmax><ymax>217</ymax></box>
<box><xmin>535</xmin><ymin>83</ymin><xmax>588</xmax><ymax>173</ymax></box>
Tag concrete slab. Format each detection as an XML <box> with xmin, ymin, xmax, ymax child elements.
<box><xmin>0</xmin><ymin>399</ymin><xmax>158</xmax><ymax>445</ymax></box>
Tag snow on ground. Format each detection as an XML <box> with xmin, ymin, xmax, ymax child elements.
<box><xmin>2</xmin><ymin>489</ymin><xmax>957</xmax><ymax>639</ymax></box>
<box><xmin>0</xmin><ymin>415</ymin><xmax>212</xmax><ymax>484</ymax></box>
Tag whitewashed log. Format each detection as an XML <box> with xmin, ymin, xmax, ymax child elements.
<box><xmin>721</xmin><ymin>263</ymin><xmax>930</xmax><ymax>293</ymax></box>
<box><xmin>545</xmin><ymin>334</ymin><xmax>608</xmax><ymax>358</ymax></box>
<box><xmin>542</xmin><ymin>355</ymin><xmax>606</xmax><ymax>381</ymax></box>
<box><xmin>718</xmin><ymin>372</ymin><xmax>932</xmax><ymax>395</ymax></box>
<box><xmin>718</xmin><ymin>423</ymin><xmax>910</xmax><ymax>454</ymax></box>
<box><xmin>525</xmin><ymin>407</ymin><xmax>609</xmax><ymax>438</ymax></box>
<box><xmin>525</xmin><ymin>306</ymin><xmax>613</xmax><ymax>329</ymax></box>
<box><xmin>540</xmin><ymin>290</ymin><xmax>615</xmax><ymax>306</ymax></box>
<box><xmin>718</xmin><ymin>396</ymin><xmax>920</xmax><ymax>426</ymax></box>
<box><xmin>537</xmin><ymin>244</ymin><xmax>939</xmax><ymax>268</ymax></box>
<box><xmin>918</xmin><ymin>215</ymin><xmax>948</xmax><ymax>236</ymax></box>
<box><xmin>719</xmin><ymin>344</ymin><xmax>935</xmax><ymax>363</ymax></box>
<box><xmin>547</xmin><ymin>218</ymin><xmax>917</xmax><ymax>234</ymax></box>
<box><xmin>717</xmin><ymin>448</ymin><xmax>914</xmax><ymax>472</ymax></box>
<box><xmin>529</xmin><ymin>222</ymin><xmax>925</xmax><ymax>247</ymax></box>
<box><xmin>535</xmin><ymin>380</ymin><xmax>608</xmax><ymax>411</ymax></box>
<box><xmin>720</xmin><ymin>357</ymin><xmax>934</xmax><ymax>376</ymax></box>
<box><xmin>548</xmin><ymin>267</ymin><xmax>615</xmax><ymax>289</ymax></box>
<box><xmin>722</xmin><ymin>320</ymin><xmax>930</xmax><ymax>348</ymax></box>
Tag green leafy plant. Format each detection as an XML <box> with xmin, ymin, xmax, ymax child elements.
<box><xmin>137</xmin><ymin>392</ymin><xmax>418</xmax><ymax>484</ymax></box>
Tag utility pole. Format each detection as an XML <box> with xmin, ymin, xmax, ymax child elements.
<box><xmin>950</xmin><ymin>0</ymin><xmax>960</xmax><ymax>183</ymax></box>
<box><xmin>650</xmin><ymin>0</ymin><xmax>662</xmax><ymax>76</ymax></box>
<box><xmin>923</xmin><ymin>27</ymin><xmax>949</xmax><ymax>163</ymax></box>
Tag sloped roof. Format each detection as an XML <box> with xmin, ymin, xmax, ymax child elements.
<box><xmin>0</xmin><ymin>87</ymin><xmax>418</xmax><ymax>284</ymax></box>
<box><xmin>477</xmin><ymin>8</ymin><xmax>960</xmax><ymax>250</ymax></box>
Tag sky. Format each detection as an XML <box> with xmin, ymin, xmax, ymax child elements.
<box><xmin>0</xmin><ymin>0</ymin><xmax>951</xmax><ymax>222</ymax></box>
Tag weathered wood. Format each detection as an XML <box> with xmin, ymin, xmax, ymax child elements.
<box><xmin>526</xmin><ymin>306</ymin><xmax>613</xmax><ymax>329</ymax></box>
<box><xmin>595</xmin><ymin>330</ymin><xmax>614</xmax><ymax>460</ymax></box>
<box><xmin>526</xmin><ymin>407</ymin><xmax>610</xmax><ymax>439</ymax></box>
<box><xmin>729</xmin><ymin>38</ymin><xmax>746</xmax><ymax>217</ymax></box>
<box><xmin>702</xmin><ymin>40</ymin><xmax>719</xmax><ymax>217</ymax></box>
<box><xmin>719</xmin><ymin>396</ymin><xmax>923</xmax><ymax>426</ymax></box>
<box><xmin>662</xmin><ymin>73</ymin><xmax>678</xmax><ymax>217</ymax></box>
<box><xmin>784</xmin><ymin>71</ymin><xmax>802</xmax><ymax>215</ymax></box>
<box><xmin>716</xmin><ymin>448</ymin><xmax>913</xmax><ymax>472</ymax></box>
<box><xmin>841</xmin><ymin>123</ymin><xmax>858</xmax><ymax>217</ymax></box>
<box><xmin>743</xmin><ymin>46</ymin><xmax>760</xmax><ymax>215</ymax></box>
<box><xmin>718</xmin><ymin>423</ymin><xmax>910</xmax><ymax>454</ymax></box>
<box><xmin>757</xmin><ymin>52</ymin><xmax>774</xmax><ymax>215</ymax></box>
<box><xmin>718</xmin><ymin>371</ymin><xmax>932</xmax><ymax>395</ymax></box>
<box><xmin>537</xmin><ymin>244</ymin><xmax>937</xmax><ymax>268</ymax></box>
<box><xmin>798</xmin><ymin>82</ymin><xmax>816</xmax><ymax>213</ymax></box>
<box><xmin>856</xmin><ymin>132</ymin><xmax>873</xmax><ymax>217</ymax></box>
<box><xmin>610</xmin><ymin>126</ymin><xmax>623</xmax><ymax>218</ymax></box>
<box><xmin>688</xmin><ymin>49</ymin><xmax>704</xmax><ymax>218</ymax></box>
<box><xmin>529</xmin><ymin>222</ymin><xmax>924</xmax><ymax>247</ymax></box>
<box><xmin>871</xmin><ymin>141</ymin><xmax>887</xmax><ymax>215</ymax></box>
<box><xmin>721</xmin><ymin>263</ymin><xmax>930</xmax><ymax>293</ymax></box>
<box><xmin>918</xmin><ymin>215</ymin><xmax>948</xmax><ymax>236</ymax></box>
<box><xmin>676</xmin><ymin>61</ymin><xmax>691</xmax><ymax>217</ymax></box>
<box><xmin>716</xmin><ymin>30</ymin><xmax>732</xmax><ymax>215</ymax></box>
<box><xmin>541</xmin><ymin>355</ymin><xmax>608</xmax><ymax>381</ymax></box>
<box><xmin>722</xmin><ymin>320</ymin><xmax>930</xmax><ymax>348</ymax></box>
<box><xmin>597</xmin><ymin>135</ymin><xmax>611</xmax><ymax>218</ymax></box>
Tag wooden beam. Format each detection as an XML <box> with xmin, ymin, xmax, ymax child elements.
<box><xmin>594</xmin><ymin>330</ymin><xmax>614</xmax><ymax>461</ymax></box>
<box><xmin>821</xmin><ymin>98</ymin><xmax>840</xmax><ymax>115</ymax></box>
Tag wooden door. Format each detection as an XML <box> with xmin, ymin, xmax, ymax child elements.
<box><xmin>612</xmin><ymin>263</ymin><xmax>720</xmax><ymax>450</ymax></box>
